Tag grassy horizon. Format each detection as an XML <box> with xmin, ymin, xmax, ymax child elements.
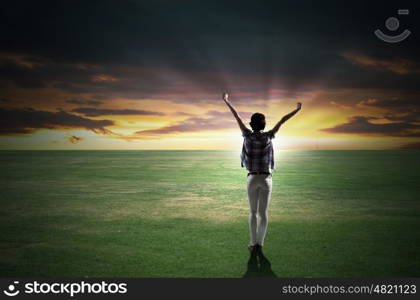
<box><xmin>0</xmin><ymin>150</ymin><xmax>419</xmax><ymax>277</ymax></box>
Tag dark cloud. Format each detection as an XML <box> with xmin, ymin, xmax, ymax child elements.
<box><xmin>321</xmin><ymin>116</ymin><xmax>420</xmax><ymax>137</ymax></box>
<box><xmin>0</xmin><ymin>56</ymin><xmax>98</xmax><ymax>90</ymax></box>
<box><xmin>342</xmin><ymin>53</ymin><xmax>420</xmax><ymax>75</ymax></box>
<box><xmin>91</xmin><ymin>95</ymin><xmax>107</xmax><ymax>100</ymax></box>
<box><xmin>0</xmin><ymin>0</ymin><xmax>419</xmax><ymax>104</ymax></box>
<box><xmin>65</xmin><ymin>98</ymin><xmax>103</xmax><ymax>106</ymax></box>
<box><xmin>0</xmin><ymin>107</ymin><xmax>114</xmax><ymax>135</ymax></box>
<box><xmin>72</xmin><ymin>107</ymin><xmax>165</xmax><ymax>117</ymax></box>
<box><xmin>86</xmin><ymin>100</ymin><xmax>103</xmax><ymax>106</ymax></box>
<box><xmin>383</xmin><ymin>112</ymin><xmax>420</xmax><ymax>123</ymax></box>
<box><xmin>68</xmin><ymin>135</ymin><xmax>83</xmax><ymax>144</ymax></box>
<box><xmin>398</xmin><ymin>142</ymin><xmax>420</xmax><ymax>149</ymax></box>
<box><xmin>357</xmin><ymin>97</ymin><xmax>420</xmax><ymax>125</ymax></box>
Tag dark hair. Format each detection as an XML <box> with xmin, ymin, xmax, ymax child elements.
<box><xmin>250</xmin><ymin>112</ymin><xmax>266</xmax><ymax>131</ymax></box>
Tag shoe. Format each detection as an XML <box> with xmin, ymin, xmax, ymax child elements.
<box><xmin>254</xmin><ymin>244</ymin><xmax>262</xmax><ymax>255</ymax></box>
<box><xmin>248</xmin><ymin>244</ymin><xmax>258</xmax><ymax>256</ymax></box>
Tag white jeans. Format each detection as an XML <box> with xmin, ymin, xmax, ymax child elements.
<box><xmin>246</xmin><ymin>173</ymin><xmax>273</xmax><ymax>246</ymax></box>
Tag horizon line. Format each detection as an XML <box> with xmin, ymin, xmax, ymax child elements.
<box><xmin>0</xmin><ymin>149</ymin><xmax>417</xmax><ymax>151</ymax></box>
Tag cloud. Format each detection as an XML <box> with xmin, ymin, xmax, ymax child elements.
<box><xmin>134</xmin><ymin>109</ymin><xmax>254</xmax><ymax>136</ymax></box>
<box><xmin>321</xmin><ymin>116</ymin><xmax>420</xmax><ymax>137</ymax></box>
<box><xmin>383</xmin><ymin>113</ymin><xmax>420</xmax><ymax>123</ymax></box>
<box><xmin>68</xmin><ymin>135</ymin><xmax>83</xmax><ymax>144</ymax></box>
<box><xmin>91</xmin><ymin>74</ymin><xmax>119</xmax><ymax>82</ymax></box>
<box><xmin>330</xmin><ymin>100</ymin><xmax>351</xmax><ymax>110</ymax></box>
<box><xmin>171</xmin><ymin>111</ymin><xmax>197</xmax><ymax>117</ymax></box>
<box><xmin>357</xmin><ymin>98</ymin><xmax>419</xmax><ymax>109</ymax></box>
<box><xmin>205</xmin><ymin>110</ymin><xmax>253</xmax><ymax>119</ymax></box>
<box><xmin>71</xmin><ymin>107</ymin><xmax>165</xmax><ymax>117</ymax></box>
<box><xmin>0</xmin><ymin>107</ymin><xmax>114</xmax><ymax>135</ymax></box>
<box><xmin>342</xmin><ymin>53</ymin><xmax>420</xmax><ymax>75</ymax></box>
<box><xmin>0</xmin><ymin>52</ymin><xmax>47</xmax><ymax>69</ymax></box>
<box><xmin>397</xmin><ymin>142</ymin><xmax>420</xmax><ymax>150</ymax></box>
<box><xmin>1</xmin><ymin>1</ymin><xmax>419</xmax><ymax>104</ymax></box>
<box><xmin>135</xmin><ymin>116</ymin><xmax>236</xmax><ymax>136</ymax></box>
<box><xmin>356</xmin><ymin>97</ymin><xmax>420</xmax><ymax>125</ymax></box>
<box><xmin>65</xmin><ymin>98</ymin><xmax>103</xmax><ymax>106</ymax></box>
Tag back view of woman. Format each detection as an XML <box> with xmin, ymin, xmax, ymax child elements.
<box><xmin>222</xmin><ymin>92</ymin><xmax>302</xmax><ymax>255</ymax></box>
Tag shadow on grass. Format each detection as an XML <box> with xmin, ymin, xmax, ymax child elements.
<box><xmin>243</xmin><ymin>251</ymin><xmax>277</xmax><ymax>278</ymax></box>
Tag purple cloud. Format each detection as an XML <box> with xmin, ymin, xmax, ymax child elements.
<box><xmin>72</xmin><ymin>107</ymin><xmax>165</xmax><ymax>117</ymax></box>
<box><xmin>321</xmin><ymin>116</ymin><xmax>420</xmax><ymax>137</ymax></box>
<box><xmin>0</xmin><ymin>107</ymin><xmax>114</xmax><ymax>135</ymax></box>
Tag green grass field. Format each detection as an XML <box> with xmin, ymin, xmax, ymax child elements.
<box><xmin>0</xmin><ymin>150</ymin><xmax>419</xmax><ymax>277</ymax></box>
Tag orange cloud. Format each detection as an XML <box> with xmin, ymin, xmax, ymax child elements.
<box><xmin>0</xmin><ymin>52</ymin><xmax>46</xmax><ymax>69</ymax></box>
<box><xmin>342</xmin><ymin>53</ymin><xmax>420</xmax><ymax>75</ymax></box>
<box><xmin>91</xmin><ymin>74</ymin><xmax>120</xmax><ymax>82</ymax></box>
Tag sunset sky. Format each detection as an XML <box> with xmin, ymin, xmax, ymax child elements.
<box><xmin>0</xmin><ymin>0</ymin><xmax>419</xmax><ymax>150</ymax></box>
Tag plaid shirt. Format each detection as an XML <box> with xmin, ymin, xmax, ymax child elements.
<box><xmin>240</xmin><ymin>128</ymin><xmax>275</xmax><ymax>172</ymax></box>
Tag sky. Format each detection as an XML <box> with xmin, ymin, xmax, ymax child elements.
<box><xmin>0</xmin><ymin>0</ymin><xmax>419</xmax><ymax>150</ymax></box>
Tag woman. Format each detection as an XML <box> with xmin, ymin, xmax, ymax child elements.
<box><xmin>223</xmin><ymin>92</ymin><xmax>302</xmax><ymax>255</ymax></box>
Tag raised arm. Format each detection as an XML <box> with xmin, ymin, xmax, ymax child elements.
<box><xmin>222</xmin><ymin>93</ymin><xmax>248</xmax><ymax>132</ymax></box>
<box><xmin>270</xmin><ymin>102</ymin><xmax>302</xmax><ymax>135</ymax></box>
